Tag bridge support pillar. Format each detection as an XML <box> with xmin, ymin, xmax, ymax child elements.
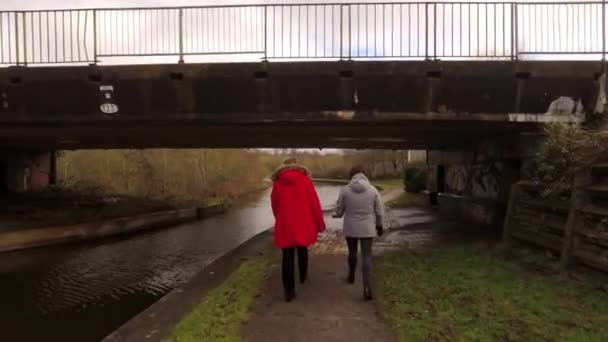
<box><xmin>425</xmin><ymin>72</ymin><xmax>441</xmax><ymax>113</ymax></box>
<box><xmin>0</xmin><ymin>151</ymin><xmax>55</xmax><ymax>193</ymax></box>
<box><xmin>427</xmin><ymin>137</ymin><xmax>531</xmax><ymax>227</ymax></box>
<box><xmin>170</xmin><ymin>72</ymin><xmax>195</xmax><ymax>113</ymax></box>
<box><xmin>514</xmin><ymin>73</ymin><xmax>529</xmax><ymax>113</ymax></box>
<box><xmin>255</xmin><ymin>68</ymin><xmax>269</xmax><ymax>113</ymax></box>
<box><xmin>339</xmin><ymin>70</ymin><xmax>355</xmax><ymax>109</ymax></box>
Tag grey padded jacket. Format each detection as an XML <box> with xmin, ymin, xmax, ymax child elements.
<box><xmin>334</xmin><ymin>173</ymin><xmax>384</xmax><ymax>238</ymax></box>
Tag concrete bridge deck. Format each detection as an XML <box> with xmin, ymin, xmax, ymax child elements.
<box><xmin>0</xmin><ymin>60</ymin><xmax>594</xmax><ymax>150</ymax></box>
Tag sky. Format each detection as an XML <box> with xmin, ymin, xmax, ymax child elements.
<box><xmin>2</xmin><ymin>0</ymin><xmax>605</xmax><ymax>66</ymax></box>
<box><xmin>1</xmin><ymin>0</ymin><xmax>600</xmax><ymax>11</ymax></box>
<box><xmin>1</xmin><ymin>0</ymin><xmax>605</xmax><ymax>65</ymax></box>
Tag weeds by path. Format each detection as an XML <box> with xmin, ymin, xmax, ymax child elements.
<box><xmin>386</xmin><ymin>192</ymin><xmax>429</xmax><ymax>208</ymax></box>
<box><xmin>376</xmin><ymin>243</ymin><xmax>608</xmax><ymax>341</ymax></box>
<box><xmin>163</xmin><ymin>253</ymin><xmax>270</xmax><ymax>342</ymax></box>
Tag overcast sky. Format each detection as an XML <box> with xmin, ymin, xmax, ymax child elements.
<box><xmin>3</xmin><ymin>0</ymin><xmax>380</xmax><ymax>11</ymax></box>
<box><xmin>1</xmin><ymin>0</ymin><xmax>598</xmax><ymax>11</ymax></box>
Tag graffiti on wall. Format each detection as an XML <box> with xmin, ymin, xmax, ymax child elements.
<box><xmin>445</xmin><ymin>162</ymin><xmax>502</xmax><ymax>200</ymax></box>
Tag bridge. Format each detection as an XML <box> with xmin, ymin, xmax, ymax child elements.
<box><xmin>0</xmin><ymin>1</ymin><xmax>600</xmax><ymax>147</ymax></box>
<box><xmin>0</xmin><ymin>2</ymin><xmax>604</xmax><ymax>226</ymax></box>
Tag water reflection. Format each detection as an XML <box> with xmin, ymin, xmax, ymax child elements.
<box><xmin>0</xmin><ymin>184</ymin><xmax>342</xmax><ymax>342</ymax></box>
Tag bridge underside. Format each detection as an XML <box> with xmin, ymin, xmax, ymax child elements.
<box><xmin>0</xmin><ymin>117</ymin><xmax>546</xmax><ymax>150</ymax></box>
<box><xmin>0</xmin><ymin>60</ymin><xmax>598</xmax><ymax>150</ymax></box>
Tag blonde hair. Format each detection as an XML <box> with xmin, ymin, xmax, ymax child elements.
<box><xmin>283</xmin><ymin>157</ymin><xmax>297</xmax><ymax>165</ymax></box>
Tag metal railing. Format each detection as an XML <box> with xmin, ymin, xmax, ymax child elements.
<box><xmin>1</xmin><ymin>2</ymin><xmax>607</xmax><ymax>66</ymax></box>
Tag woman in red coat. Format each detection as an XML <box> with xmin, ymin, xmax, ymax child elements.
<box><xmin>271</xmin><ymin>158</ymin><xmax>326</xmax><ymax>302</ymax></box>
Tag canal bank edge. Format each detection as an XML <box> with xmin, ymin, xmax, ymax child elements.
<box><xmin>0</xmin><ymin>204</ymin><xmax>227</xmax><ymax>253</ymax></box>
<box><xmin>102</xmin><ymin>229</ymin><xmax>273</xmax><ymax>342</ymax></box>
<box><xmin>102</xmin><ymin>183</ymin><xmax>404</xmax><ymax>342</ymax></box>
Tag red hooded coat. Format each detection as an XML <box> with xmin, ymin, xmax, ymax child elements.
<box><xmin>271</xmin><ymin>165</ymin><xmax>326</xmax><ymax>248</ymax></box>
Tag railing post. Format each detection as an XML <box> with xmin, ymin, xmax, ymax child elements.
<box><xmin>93</xmin><ymin>9</ymin><xmax>98</xmax><ymax>64</ymax></box>
<box><xmin>21</xmin><ymin>12</ymin><xmax>28</xmax><ymax>66</ymax></box>
<box><xmin>263</xmin><ymin>6</ymin><xmax>268</xmax><ymax>61</ymax></box>
<box><xmin>502</xmin><ymin>183</ymin><xmax>521</xmax><ymax>246</ymax></box>
<box><xmin>560</xmin><ymin>170</ymin><xmax>589</xmax><ymax>271</ymax></box>
<box><xmin>425</xmin><ymin>3</ymin><xmax>429</xmax><ymax>60</ymax></box>
<box><xmin>348</xmin><ymin>4</ymin><xmax>352</xmax><ymax>60</ymax></box>
<box><xmin>603</xmin><ymin>0</ymin><xmax>606</xmax><ymax>62</ymax></box>
<box><xmin>14</xmin><ymin>12</ymin><xmax>21</xmax><ymax>66</ymax></box>
<box><xmin>339</xmin><ymin>5</ymin><xmax>343</xmax><ymax>60</ymax></box>
<box><xmin>178</xmin><ymin>8</ymin><xmax>184</xmax><ymax>64</ymax></box>
<box><xmin>433</xmin><ymin>4</ymin><xmax>437</xmax><ymax>60</ymax></box>
<box><xmin>512</xmin><ymin>3</ymin><xmax>518</xmax><ymax>60</ymax></box>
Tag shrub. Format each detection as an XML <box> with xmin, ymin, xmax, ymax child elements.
<box><xmin>403</xmin><ymin>166</ymin><xmax>428</xmax><ymax>193</ymax></box>
<box><xmin>535</xmin><ymin>122</ymin><xmax>604</xmax><ymax>198</ymax></box>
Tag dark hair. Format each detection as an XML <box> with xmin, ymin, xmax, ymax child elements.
<box><xmin>349</xmin><ymin>165</ymin><xmax>364</xmax><ymax>179</ymax></box>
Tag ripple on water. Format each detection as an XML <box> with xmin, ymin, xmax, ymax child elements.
<box><xmin>0</xmin><ymin>185</ymin><xmax>343</xmax><ymax>342</ymax></box>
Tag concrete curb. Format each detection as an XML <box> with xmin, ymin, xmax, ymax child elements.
<box><xmin>0</xmin><ymin>206</ymin><xmax>225</xmax><ymax>253</ymax></box>
<box><xmin>102</xmin><ymin>230</ymin><xmax>273</xmax><ymax>342</ymax></box>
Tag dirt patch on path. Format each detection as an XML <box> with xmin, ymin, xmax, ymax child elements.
<box><xmin>242</xmin><ymin>254</ymin><xmax>396</xmax><ymax>342</ymax></box>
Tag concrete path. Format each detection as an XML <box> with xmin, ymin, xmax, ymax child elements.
<box><xmin>241</xmin><ymin>253</ymin><xmax>396</xmax><ymax>342</ymax></box>
<box><xmin>241</xmin><ymin>206</ymin><xmax>418</xmax><ymax>342</ymax></box>
<box><xmin>242</xmin><ymin>189</ymin><xmax>438</xmax><ymax>342</ymax></box>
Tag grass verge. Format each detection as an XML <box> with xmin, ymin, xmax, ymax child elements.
<box><xmin>373</xmin><ymin>178</ymin><xmax>405</xmax><ymax>189</ymax></box>
<box><xmin>386</xmin><ymin>191</ymin><xmax>428</xmax><ymax>208</ymax></box>
<box><xmin>313</xmin><ymin>178</ymin><xmax>350</xmax><ymax>186</ymax></box>
<box><xmin>314</xmin><ymin>177</ymin><xmax>404</xmax><ymax>192</ymax></box>
<box><xmin>163</xmin><ymin>252</ymin><xmax>270</xmax><ymax>342</ymax></box>
<box><xmin>376</xmin><ymin>243</ymin><xmax>608</xmax><ymax>341</ymax></box>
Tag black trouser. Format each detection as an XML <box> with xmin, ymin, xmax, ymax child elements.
<box><xmin>346</xmin><ymin>237</ymin><xmax>373</xmax><ymax>289</ymax></box>
<box><xmin>282</xmin><ymin>246</ymin><xmax>308</xmax><ymax>294</ymax></box>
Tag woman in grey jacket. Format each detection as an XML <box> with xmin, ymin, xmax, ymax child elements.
<box><xmin>333</xmin><ymin>166</ymin><xmax>384</xmax><ymax>300</ymax></box>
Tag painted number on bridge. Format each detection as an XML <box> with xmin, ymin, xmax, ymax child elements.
<box><xmin>99</xmin><ymin>85</ymin><xmax>119</xmax><ymax>115</ymax></box>
<box><xmin>100</xmin><ymin>103</ymin><xmax>119</xmax><ymax>114</ymax></box>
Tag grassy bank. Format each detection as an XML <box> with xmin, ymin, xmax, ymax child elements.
<box><xmin>58</xmin><ymin>149</ymin><xmax>277</xmax><ymax>208</ymax></box>
<box><xmin>313</xmin><ymin>178</ymin><xmax>350</xmax><ymax>185</ymax></box>
<box><xmin>163</xmin><ymin>252</ymin><xmax>271</xmax><ymax>342</ymax></box>
<box><xmin>314</xmin><ymin>177</ymin><xmax>403</xmax><ymax>192</ymax></box>
<box><xmin>373</xmin><ymin>178</ymin><xmax>404</xmax><ymax>189</ymax></box>
<box><xmin>0</xmin><ymin>189</ymin><xmax>173</xmax><ymax>232</ymax></box>
<box><xmin>376</xmin><ymin>244</ymin><xmax>608</xmax><ymax>341</ymax></box>
<box><xmin>385</xmin><ymin>191</ymin><xmax>428</xmax><ymax>208</ymax></box>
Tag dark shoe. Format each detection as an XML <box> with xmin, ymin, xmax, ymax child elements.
<box><xmin>364</xmin><ymin>286</ymin><xmax>373</xmax><ymax>301</ymax></box>
<box><xmin>346</xmin><ymin>273</ymin><xmax>355</xmax><ymax>284</ymax></box>
<box><xmin>285</xmin><ymin>290</ymin><xmax>296</xmax><ymax>302</ymax></box>
<box><xmin>300</xmin><ymin>275</ymin><xmax>307</xmax><ymax>284</ymax></box>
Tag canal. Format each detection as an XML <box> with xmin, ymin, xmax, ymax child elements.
<box><xmin>0</xmin><ymin>183</ymin><xmax>343</xmax><ymax>342</ymax></box>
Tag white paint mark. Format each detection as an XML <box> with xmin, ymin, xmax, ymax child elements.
<box><xmin>335</xmin><ymin>110</ymin><xmax>355</xmax><ymax>120</ymax></box>
<box><xmin>100</xmin><ymin>103</ymin><xmax>119</xmax><ymax>114</ymax></box>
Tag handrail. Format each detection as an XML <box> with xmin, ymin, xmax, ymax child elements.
<box><xmin>0</xmin><ymin>1</ymin><xmax>606</xmax><ymax>66</ymax></box>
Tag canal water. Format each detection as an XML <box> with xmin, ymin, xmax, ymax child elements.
<box><xmin>0</xmin><ymin>184</ymin><xmax>343</xmax><ymax>342</ymax></box>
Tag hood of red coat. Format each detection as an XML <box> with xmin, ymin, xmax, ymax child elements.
<box><xmin>271</xmin><ymin>164</ymin><xmax>312</xmax><ymax>182</ymax></box>
<box><xmin>274</xmin><ymin>169</ymin><xmax>309</xmax><ymax>185</ymax></box>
